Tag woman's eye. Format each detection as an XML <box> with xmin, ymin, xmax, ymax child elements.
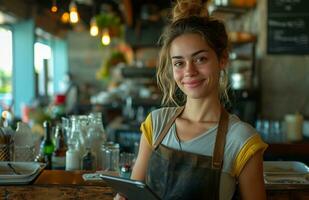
<box><xmin>195</xmin><ymin>56</ymin><xmax>207</xmax><ymax>64</ymax></box>
<box><xmin>173</xmin><ymin>61</ymin><xmax>184</xmax><ymax>68</ymax></box>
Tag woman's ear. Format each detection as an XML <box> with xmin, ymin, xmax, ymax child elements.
<box><xmin>219</xmin><ymin>51</ymin><xmax>229</xmax><ymax>70</ymax></box>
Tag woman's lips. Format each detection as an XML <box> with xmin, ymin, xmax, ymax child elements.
<box><xmin>182</xmin><ymin>79</ymin><xmax>204</xmax><ymax>88</ymax></box>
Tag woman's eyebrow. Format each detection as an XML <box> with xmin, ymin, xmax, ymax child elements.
<box><xmin>191</xmin><ymin>49</ymin><xmax>209</xmax><ymax>57</ymax></box>
<box><xmin>171</xmin><ymin>49</ymin><xmax>209</xmax><ymax>59</ymax></box>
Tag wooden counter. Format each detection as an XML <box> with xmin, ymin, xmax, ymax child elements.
<box><xmin>1</xmin><ymin>170</ymin><xmax>309</xmax><ymax>200</ymax></box>
<box><xmin>264</xmin><ymin>142</ymin><xmax>309</xmax><ymax>199</ymax></box>
<box><xmin>0</xmin><ymin>170</ymin><xmax>114</xmax><ymax>200</ymax></box>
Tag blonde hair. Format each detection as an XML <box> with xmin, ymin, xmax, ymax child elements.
<box><xmin>173</xmin><ymin>0</ymin><xmax>209</xmax><ymax>22</ymax></box>
<box><xmin>157</xmin><ymin>0</ymin><xmax>229</xmax><ymax>106</ymax></box>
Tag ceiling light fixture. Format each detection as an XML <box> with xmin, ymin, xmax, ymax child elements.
<box><xmin>51</xmin><ymin>0</ymin><xmax>58</xmax><ymax>13</ymax></box>
<box><xmin>101</xmin><ymin>28</ymin><xmax>110</xmax><ymax>46</ymax></box>
<box><xmin>61</xmin><ymin>12</ymin><xmax>70</xmax><ymax>24</ymax></box>
<box><xmin>90</xmin><ymin>17</ymin><xmax>99</xmax><ymax>36</ymax></box>
<box><xmin>69</xmin><ymin>1</ymin><xmax>79</xmax><ymax>23</ymax></box>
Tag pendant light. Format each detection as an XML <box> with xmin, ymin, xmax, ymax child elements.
<box><xmin>89</xmin><ymin>0</ymin><xmax>98</xmax><ymax>36</ymax></box>
<box><xmin>51</xmin><ymin>0</ymin><xmax>58</xmax><ymax>13</ymax></box>
<box><xmin>69</xmin><ymin>1</ymin><xmax>79</xmax><ymax>23</ymax></box>
<box><xmin>90</xmin><ymin>17</ymin><xmax>99</xmax><ymax>36</ymax></box>
<box><xmin>101</xmin><ymin>28</ymin><xmax>111</xmax><ymax>46</ymax></box>
<box><xmin>61</xmin><ymin>12</ymin><xmax>70</xmax><ymax>24</ymax></box>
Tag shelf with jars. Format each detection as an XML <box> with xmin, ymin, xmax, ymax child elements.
<box><xmin>227</xmin><ymin>32</ymin><xmax>258</xmax><ymax>125</ymax></box>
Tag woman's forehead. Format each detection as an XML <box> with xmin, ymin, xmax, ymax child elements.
<box><xmin>169</xmin><ymin>33</ymin><xmax>212</xmax><ymax>57</ymax></box>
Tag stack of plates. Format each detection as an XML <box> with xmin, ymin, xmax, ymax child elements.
<box><xmin>263</xmin><ymin>161</ymin><xmax>309</xmax><ymax>184</ymax></box>
<box><xmin>0</xmin><ymin>162</ymin><xmax>45</xmax><ymax>185</ymax></box>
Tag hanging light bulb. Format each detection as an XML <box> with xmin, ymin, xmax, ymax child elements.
<box><xmin>101</xmin><ymin>28</ymin><xmax>111</xmax><ymax>46</ymax></box>
<box><xmin>51</xmin><ymin>0</ymin><xmax>58</xmax><ymax>13</ymax></box>
<box><xmin>61</xmin><ymin>12</ymin><xmax>70</xmax><ymax>24</ymax></box>
<box><xmin>90</xmin><ymin>17</ymin><xmax>99</xmax><ymax>36</ymax></box>
<box><xmin>69</xmin><ymin>1</ymin><xmax>79</xmax><ymax>23</ymax></box>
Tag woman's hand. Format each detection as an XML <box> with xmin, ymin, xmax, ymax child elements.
<box><xmin>113</xmin><ymin>193</ymin><xmax>127</xmax><ymax>200</ymax></box>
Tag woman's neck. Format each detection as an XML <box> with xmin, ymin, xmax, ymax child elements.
<box><xmin>182</xmin><ymin>96</ymin><xmax>221</xmax><ymax>123</ymax></box>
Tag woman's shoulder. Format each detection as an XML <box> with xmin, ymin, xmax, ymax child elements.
<box><xmin>151</xmin><ymin>106</ymin><xmax>178</xmax><ymax>114</ymax></box>
<box><xmin>227</xmin><ymin>114</ymin><xmax>258</xmax><ymax>143</ymax></box>
<box><xmin>150</xmin><ymin>106</ymin><xmax>179</xmax><ymax>121</ymax></box>
<box><xmin>223</xmin><ymin>114</ymin><xmax>267</xmax><ymax>176</ymax></box>
<box><xmin>148</xmin><ymin>106</ymin><xmax>179</xmax><ymax>141</ymax></box>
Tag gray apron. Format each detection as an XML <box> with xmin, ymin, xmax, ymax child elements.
<box><xmin>146</xmin><ymin>106</ymin><xmax>229</xmax><ymax>200</ymax></box>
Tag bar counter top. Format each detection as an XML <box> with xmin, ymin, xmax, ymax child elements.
<box><xmin>1</xmin><ymin>170</ymin><xmax>309</xmax><ymax>199</ymax></box>
<box><xmin>0</xmin><ymin>170</ymin><xmax>114</xmax><ymax>200</ymax></box>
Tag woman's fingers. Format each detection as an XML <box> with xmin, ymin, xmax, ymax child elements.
<box><xmin>114</xmin><ymin>193</ymin><xmax>127</xmax><ymax>200</ymax></box>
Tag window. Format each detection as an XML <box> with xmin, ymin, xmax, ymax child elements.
<box><xmin>0</xmin><ymin>26</ymin><xmax>13</xmax><ymax>113</ymax></box>
<box><xmin>34</xmin><ymin>42</ymin><xmax>53</xmax><ymax>97</ymax></box>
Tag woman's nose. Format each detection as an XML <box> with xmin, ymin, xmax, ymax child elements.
<box><xmin>184</xmin><ymin>61</ymin><xmax>198</xmax><ymax>76</ymax></box>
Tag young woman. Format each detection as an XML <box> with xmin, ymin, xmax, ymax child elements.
<box><xmin>115</xmin><ymin>0</ymin><xmax>267</xmax><ymax>199</ymax></box>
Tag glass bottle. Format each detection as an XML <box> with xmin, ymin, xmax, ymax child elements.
<box><xmin>40</xmin><ymin>121</ymin><xmax>55</xmax><ymax>169</ymax></box>
<box><xmin>52</xmin><ymin>125</ymin><xmax>67</xmax><ymax>170</ymax></box>
<box><xmin>82</xmin><ymin>147</ymin><xmax>96</xmax><ymax>170</ymax></box>
<box><xmin>65</xmin><ymin>116</ymin><xmax>82</xmax><ymax>170</ymax></box>
<box><xmin>65</xmin><ymin>142</ymin><xmax>80</xmax><ymax>170</ymax></box>
<box><xmin>77</xmin><ymin>115</ymin><xmax>88</xmax><ymax>150</ymax></box>
<box><xmin>87</xmin><ymin>112</ymin><xmax>107</xmax><ymax>170</ymax></box>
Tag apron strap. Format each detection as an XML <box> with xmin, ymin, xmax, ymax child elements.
<box><xmin>212</xmin><ymin>107</ymin><xmax>229</xmax><ymax>169</ymax></box>
<box><xmin>153</xmin><ymin>106</ymin><xmax>185</xmax><ymax>150</ymax></box>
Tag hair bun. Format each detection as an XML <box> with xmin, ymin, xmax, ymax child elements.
<box><xmin>172</xmin><ymin>0</ymin><xmax>209</xmax><ymax>22</ymax></box>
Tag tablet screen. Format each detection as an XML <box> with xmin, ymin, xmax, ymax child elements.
<box><xmin>100</xmin><ymin>174</ymin><xmax>161</xmax><ymax>200</ymax></box>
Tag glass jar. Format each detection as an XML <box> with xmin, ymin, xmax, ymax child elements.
<box><xmin>101</xmin><ymin>142</ymin><xmax>120</xmax><ymax>172</ymax></box>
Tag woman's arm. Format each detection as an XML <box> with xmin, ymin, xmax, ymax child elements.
<box><xmin>114</xmin><ymin>134</ymin><xmax>152</xmax><ymax>200</ymax></box>
<box><xmin>130</xmin><ymin>133</ymin><xmax>153</xmax><ymax>181</ymax></box>
<box><xmin>238</xmin><ymin>150</ymin><xmax>267</xmax><ymax>200</ymax></box>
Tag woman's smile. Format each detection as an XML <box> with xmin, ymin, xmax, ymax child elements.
<box><xmin>182</xmin><ymin>79</ymin><xmax>205</xmax><ymax>89</ymax></box>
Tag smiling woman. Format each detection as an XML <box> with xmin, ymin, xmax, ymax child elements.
<box><xmin>120</xmin><ymin>0</ymin><xmax>269</xmax><ymax>200</ymax></box>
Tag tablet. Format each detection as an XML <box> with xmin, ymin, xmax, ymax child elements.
<box><xmin>99</xmin><ymin>174</ymin><xmax>161</xmax><ymax>200</ymax></box>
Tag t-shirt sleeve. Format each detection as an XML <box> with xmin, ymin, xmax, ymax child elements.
<box><xmin>232</xmin><ymin>134</ymin><xmax>268</xmax><ymax>177</ymax></box>
<box><xmin>140</xmin><ymin>113</ymin><xmax>153</xmax><ymax>146</ymax></box>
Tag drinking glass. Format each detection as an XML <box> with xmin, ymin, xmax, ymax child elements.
<box><xmin>119</xmin><ymin>152</ymin><xmax>135</xmax><ymax>178</ymax></box>
<box><xmin>101</xmin><ymin>142</ymin><xmax>120</xmax><ymax>172</ymax></box>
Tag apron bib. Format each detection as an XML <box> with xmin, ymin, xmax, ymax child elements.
<box><xmin>146</xmin><ymin>106</ymin><xmax>229</xmax><ymax>200</ymax></box>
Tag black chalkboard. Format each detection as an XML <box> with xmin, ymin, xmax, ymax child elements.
<box><xmin>267</xmin><ymin>0</ymin><xmax>309</xmax><ymax>54</ymax></box>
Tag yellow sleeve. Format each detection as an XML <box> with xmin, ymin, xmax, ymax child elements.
<box><xmin>140</xmin><ymin>113</ymin><xmax>153</xmax><ymax>146</ymax></box>
<box><xmin>232</xmin><ymin>134</ymin><xmax>268</xmax><ymax>177</ymax></box>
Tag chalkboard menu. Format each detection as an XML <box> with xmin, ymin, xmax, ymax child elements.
<box><xmin>267</xmin><ymin>0</ymin><xmax>309</xmax><ymax>54</ymax></box>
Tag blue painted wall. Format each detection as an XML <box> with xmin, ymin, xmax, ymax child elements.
<box><xmin>12</xmin><ymin>19</ymin><xmax>35</xmax><ymax>117</ymax></box>
<box><xmin>52</xmin><ymin>38</ymin><xmax>68</xmax><ymax>94</ymax></box>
